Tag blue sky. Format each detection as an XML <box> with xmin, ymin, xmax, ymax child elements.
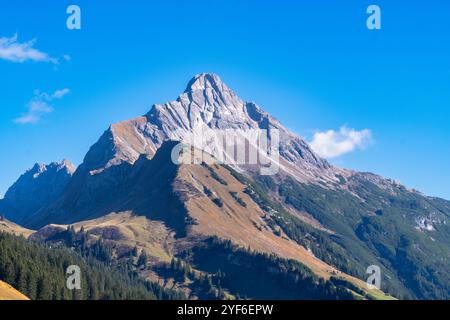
<box><xmin>0</xmin><ymin>0</ymin><xmax>449</xmax><ymax>199</ymax></box>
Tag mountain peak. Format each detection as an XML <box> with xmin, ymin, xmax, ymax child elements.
<box><xmin>85</xmin><ymin>73</ymin><xmax>332</xmax><ymax>182</ymax></box>
<box><xmin>58</xmin><ymin>159</ymin><xmax>76</xmax><ymax>174</ymax></box>
<box><xmin>0</xmin><ymin>159</ymin><xmax>75</xmax><ymax>224</ymax></box>
<box><xmin>184</xmin><ymin>73</ymin><xmax>227</xmax><ymax>93</ymax></box>
<box><xmin>30</xmin><ymin>159</ymin><xmax>76</xmax><ymax>177</ymax></box>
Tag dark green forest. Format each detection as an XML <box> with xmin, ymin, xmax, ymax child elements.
<box><xmin>182</xmin><ymin>237</ymin><xmax>359</xmax><ymax>300</ymax></box>
<box><xmin>154</xmin><ymin>236</ymin><xmax>363</xmax><ymax>300</ymax></box>
<box><xmin>0</xmin><ymin>231</ymin><xmax>183</xmax><ymax>300</ymax></box>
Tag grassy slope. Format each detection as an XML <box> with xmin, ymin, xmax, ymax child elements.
<box><xmin>0</xmin><ymin>280</ymin><xmax>28</xmax><ymax>300</ymax></box>
<box><xmin>6</xmin><ymin>143</ymin><xmax>395</xmax><ymax>300</ymax></box>
<box><xmin>253</xmin><ymin>173</ymin><xmax>449</xmax><ymax>299</ymax></box>
<box><xmin>25</xmin><ymin>159</ymin><xmax>388</xmax><ymax>299</ymax></box>
<box><xmin>176</xmin><ymin>162</ymin><xmax>390</xmax><ymax>299</ymax></box>
<box><xmin>0</xmin><ymin>219</ymin><xmax>34</xmax><ymax>238</ymax></box>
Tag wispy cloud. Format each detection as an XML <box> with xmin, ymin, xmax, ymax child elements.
<box><xmin>309</xmin><ymin>126</ymin><xmax>373</xmax><ymax>159</ymax></box>
<box><xmin>39</xmin><ymin>88</ymin><xmax>71</xmax><ymax>100</ymax></box>
<box><xmin>15</xmin><ymin>88</ymin><xmax>70</xmax><ymax>124</ymax></box>
<box><xmin>0</xmin><ymin>34</ymin><xmax>58</xmax><ymax>64</ymax></box>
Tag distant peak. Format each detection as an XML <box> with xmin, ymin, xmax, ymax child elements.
<box><xmin>30</xmin><ymin>163</ymin><xmax>46</xmax><ymax>174</ymax></box>
<box><xmin>58</xmin><ymin>159</ymin><xmax>76</xmax><ymax>174</ymax></box>
<box><xmin>184</xmin><ymin>73</ymin><xmax>228</xmax><ymax>93</ymax></box>
<box><xmin>29</xmin><ymin>159</ymin><xmax>76</xmax><ymax>177</ymax></box>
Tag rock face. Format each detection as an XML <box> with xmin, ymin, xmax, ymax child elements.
<box><xmin>83</xmin><ymin>73</ymin><xmax>333</xmax><ymax>177</ymax></box>
<box><xmin>0</xmin><ymin>160</ymin><xmax>75</xmax><ymax>224</ymax></box>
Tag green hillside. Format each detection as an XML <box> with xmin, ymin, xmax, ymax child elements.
<box><xmin>0</xmin><ymin>232</ymin><xmax>183</xmax><ymax>300</ymax></box>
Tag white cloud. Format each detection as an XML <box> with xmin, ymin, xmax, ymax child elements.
<box><xmin>15</xmin><ymin>88</ymin><xmax>70</xmax><ymax>124</ymax></box>
<box><xmin>0</xmin><ymin>34</ymin><xmax>58</xmax><ymax>64</ymax></box>
<box><xmin>309</xmin><ymin>126</ymin><xmax>373</xmax><ymax>159</ymax></box>
<box><xmin>52</xmin><ymin>88</ymin><xmax>71</xmax><ymax>99</ymax></box>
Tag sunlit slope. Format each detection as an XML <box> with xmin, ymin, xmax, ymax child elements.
<box><xmin>0</xmin><ymin>281</ymin><xmax>28</xmax><ymax>300</ymax></box>
<box><xmin>0</xmin><ymin>218</ymin><xmax>34</xmax><ymax>238</ymax></box>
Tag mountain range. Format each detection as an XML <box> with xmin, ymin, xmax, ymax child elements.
<box><xmin>0</xmin><ymin>73</ymin><xmax>448</xmax><ymax>300</ymax></box>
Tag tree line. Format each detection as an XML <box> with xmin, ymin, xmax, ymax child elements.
<box><xmin>0</xmin><ymin>231</ymin><xmax>184</xmax><ymax>300</ymax></box>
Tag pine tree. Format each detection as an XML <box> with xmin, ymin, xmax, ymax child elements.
<box><xmin>137</xmin><ymin>252</ymin><xmax>148</xmax><ymax>269</ymax></box>
<box><xmin>26</xmin><ymin>273</ymin><xmax>37</xmax><ymax>300</ymax></box>
<box><xmin>66</xmin><ymin>225</ymin><xmax>76</xmax><ymax>245</ymax></box>
<box><xmin>16</xmin><ymin>266</ymin><xmax>28</xmax><ymax>294</ymax></box>
<box><xmin>37</xmin><ymin>276</ymin><xmax>52</xmax><ymax>300</ymax></box>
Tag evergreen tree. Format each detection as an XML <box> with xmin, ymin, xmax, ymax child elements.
<box><xmin>0</xmin><ymin>231</ymin><xmax>183</xmax><ymax>300</ymax></box>
<box><xmin>37</xmin><ymin>277</ymin><xmax>52</xmax><ymax>300</ymax></box>
<box><xmin>137</xmin><ymin>252</ymin><xmax>148</xmax><ymax>269</ymax></box>
<box><xmin>66</xmin><ymin>225</ymin><xmax>76</xmax><ymax>245</ymax></box>
<box><xmin>26</xmin><ymin>273</ymin><xmax>37</xmax><ymax>300</ymax></box>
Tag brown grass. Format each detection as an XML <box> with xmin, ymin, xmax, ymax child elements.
<box><xmin>0</xmin><ymin>219</ymin><xmax>34</xmax><ymax>238</ymax></box>
<box><xmin>72</xmin><ymin>212</ymin><xmax>175</xmax><ymax>262</ymax></box>
<box><xmin>0</xmin><ymin>281</ymin><xmax>29</xmax><ymax>300</ymax></box>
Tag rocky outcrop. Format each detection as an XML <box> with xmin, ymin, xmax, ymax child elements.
<box><xmin>0</xmin><ymin>160</ymin><xmax>75</xmax><ymax>224</ymax></box>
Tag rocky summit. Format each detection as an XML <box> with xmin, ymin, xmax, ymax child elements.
<box><xmin>0</xmin><ymin>159</ymin><xmax>75</xmax><ymax>225</ymax></box>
